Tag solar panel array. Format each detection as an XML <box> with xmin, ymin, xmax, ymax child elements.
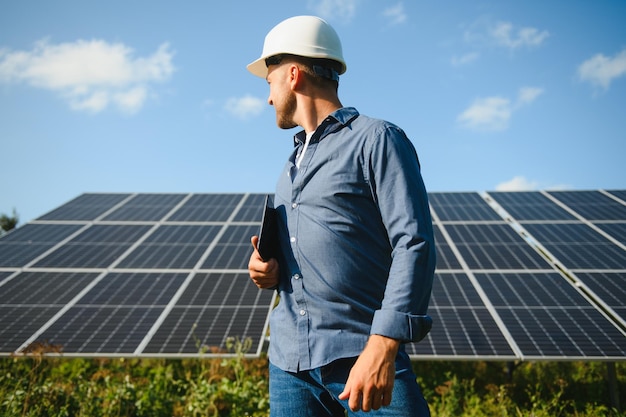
<box><xmin>1</xmin><ymin>190</ymin><xmax>625</xmax><ymax>360</ymax></box>
<box><xmin>0</xmin><ymin>193</ymin><xmax>274</xmax><ymax>357</ymax></box>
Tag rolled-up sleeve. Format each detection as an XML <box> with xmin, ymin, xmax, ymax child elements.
<box><xmin>366</xmin><ymin>125</ymin><xmax>436</xmax><ymax>343</ymax></box>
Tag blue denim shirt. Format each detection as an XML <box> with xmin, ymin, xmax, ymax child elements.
<box><xmin>271</xmin><ymin>107</ymin><xmax>436</xmax><ymax>372</ymax></box>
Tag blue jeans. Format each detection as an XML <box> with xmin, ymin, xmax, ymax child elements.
<box><xmin>269</xmin><ymin>351</ymin><xmax>430</xmax><ymax>416</ymax></box>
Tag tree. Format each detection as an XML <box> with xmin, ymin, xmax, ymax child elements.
<box><xmin>0</xmin><ymin>209</ymin><xmax>19</xmax><ymax>234</ymax></box>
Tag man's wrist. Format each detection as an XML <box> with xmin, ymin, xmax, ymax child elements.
<box><xmin>368</xmin><ymin>334</ymin><xmax>401</xmax><ymax>359</ymax></box>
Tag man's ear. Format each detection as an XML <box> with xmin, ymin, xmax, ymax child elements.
<box><xmin>289</xmin><ymin>64</ymin><xmax>303</xmax><ymax>90</ymax></box>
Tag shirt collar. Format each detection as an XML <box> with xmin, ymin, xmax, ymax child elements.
<box><xmin>294</xmin><ymin>107</ymin><xmax>360</xmax><ymax>146</ymax></box>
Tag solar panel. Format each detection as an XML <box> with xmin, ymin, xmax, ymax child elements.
<box><xmin>118</xmin><ymin>225</ymin><xmax>221</xmax><ymax>269</ymax></box>
<box><xmin>443</xmin><ymin>223</ymin><xmax>551</xmax><ymax>270</ymax></box>
<box><xmin>143</xmin><ymin>272</ymin><xmax>274</xmax><ymax>355</ymax></box>
<box><xmin>32</xmin><ymin>225</ymin><xmax>153</xmax><ymax>268</ymax></box>
<box><xmin>0</xmin><ymin>223</ymin><xmax>85</xmax><ymax>267</ymax></box>
<box><xmin>547</xmin><ymin>190</ymin><xmax>626</xmax><ymax>221</ymax></box>
<box><xmin>37</xmin><ymin>193</ymin><xmax>131</xmax><ymax>221</ymax></box>
<box><xmin>607</xmin><ymin>190</ymin><xmax>626</xmax><ymax>202</ymax></box>
<box><xmin>1</xmin><ymin>190</ymin><xmax>625</xmax><ymax>361</ymax></box>
<box><xmin>426</xmin><ymin>190</ymin><xmax>626</xmax><ymax>361</ymax></box>
<box><xmin>432</xmin><ymin>226</ymin><xmax>462</xmax><ymax>270</ymax></box>
<box><xmin>407</xmin><ymin>272</ymin><xmax>516</xmax><ymax>359</ymax></box>
<box><xmin>522</xmin><ymin>223</ymin><xmax>626</xmax><ymax>270</ymax></box>
<box><xmin>103</xmin><ymin>193</ymin><xmax>187</xmax><ymax>221</ymax></box>
<box><xmin>475</xmin><ymin>272</ymin><xmax>626</xmax><ymax>359</ymax></box>
<box><xmin>488</xmin><ymin>191</ymin><xmax>576</xmax><ymax>221</ymax></box>
<box><xmin>166</xmin><ymin>194</ymin><xmax>243</xmax><ymax>222</ymax></box>
<box><xmin>594</xmin><ymin>222</ymin><xmax>626</xmax><ymax>245</ymax></box>
<box><xmin>429</xmin><ymin>192</ymin><xmax>502</xmax><ymax>221</ymax></box>
<box><xmin>573</xmin><ymin>272</ymin><xmax>626</xmax><ymax>323</ymax></box>
<box><xmin>0</xmin><ymin>271</ymin><xmax>99</xmax><ymax>352</ymax></box>
<box><xmin>0</xmin><ymin>193</ymin><xmax>274</xmax><ymax>357</ymax></box>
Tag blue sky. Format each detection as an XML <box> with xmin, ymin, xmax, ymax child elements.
<box><xmin>1</xmin><ymin>0</ymin><xmax>625</xmax><ymax>224</ymax></box>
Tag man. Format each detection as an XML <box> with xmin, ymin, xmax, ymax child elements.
<box><xmin>247</xmin><ymin>15</ymin><xmax>436</xmax><ymax>416</ymax></box>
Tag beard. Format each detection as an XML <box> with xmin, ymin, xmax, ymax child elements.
<box><xmin>276</xmin><ymin>90</ymin><xmax>298</xmax><ymax>130</ymax></box>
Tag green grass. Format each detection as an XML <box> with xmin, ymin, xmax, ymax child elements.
<box><xmin>1</xmin><ymin>340</ymin><xmax>624</xmax><ymax>416</ymax></box>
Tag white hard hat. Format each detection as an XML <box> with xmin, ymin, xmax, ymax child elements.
<box><xmin>247</xmin><ymin>15</ymin><xmax>347</xmax><ymax>78</ymax></box>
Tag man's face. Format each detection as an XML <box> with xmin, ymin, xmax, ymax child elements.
<box><xmin>267</xmin><ymin>64</ymin><xmax>297</xmax><ymax>130</ymax></box>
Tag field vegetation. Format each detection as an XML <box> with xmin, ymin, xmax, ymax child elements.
<box><xmin>1</xmin><ymin>338</ymin><xmax>624</xmax><ymax>416</ymax></box>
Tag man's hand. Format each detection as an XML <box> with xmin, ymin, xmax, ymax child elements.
<box><xmin>248</xmin><ymin>236</ymin><xmax>280</xmax><ymax>289</ymax></box>
<box><xmin>338</xmin><ymin>335</ymin><xmax>400</xmax><ymax>412</ymax></box>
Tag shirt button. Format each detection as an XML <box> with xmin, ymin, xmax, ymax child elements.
<box><xmin>299</xmin><ymin>309</ymin><xmax>306</xmax><ymax>316</ymax></box>
<box><xmin>293</xmin><ymin>274</ymin><xmax>301</xmax><ymax>280</ymax></box>
<box><xmin>292</xmin><ymin>202</ymin><xmax>298</xmax><ymax>209</ymax></box>
<box><xmin>290</xmin><ymin>237</ymin><xmax>296</xmax><ymax>243</ymax></box>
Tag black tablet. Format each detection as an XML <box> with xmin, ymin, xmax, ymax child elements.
<box><xmin>257</xmin><ymin>194</ymin><xmax>279</xmax><ymax>261</ymax></box>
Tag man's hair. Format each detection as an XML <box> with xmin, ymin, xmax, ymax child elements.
<box><xmin>265</xmin><ymin>54</ymin><xmax>341</xmax><ymax>91</ymax></box>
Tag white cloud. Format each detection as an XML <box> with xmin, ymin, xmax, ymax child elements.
<box><xmin>114</xmin><ymin>86</ymin><xmax>148</xmax><ymax>114</ymax></box>
<box><xmin>224</xmin><ymin>95</ymin><xmax>265</xmax><ymax>120</ymax></box>
<box><xmin>457</xmin><ymin>96</ymin><xmax>511</xmax><ymax>131</ymax></box>
<box><xmin>490</xmin><ymin>21</ymin><xmax>550</xmax><ymax>49</ymax></box>
<box><xmin>451</xmin><ymin>52</ymin><xmax>479</xmax><ymax>67</ymax></box>
<box><xmin>464</xmin><ymin>20</ymin><xmax>549</xmax><ymax>51</ymax></box>
<box><xmin>577</xmin><ymin>48</ymin><xmax>626</xmax><ymax>90</ymax></box>
<box><xmin>495</xmin><ymin>176</ymin><xmax>571</xmax><ymax>191</ymax></box>
<box><xmin>0</xmin><ymin>39</ymin><xmax>174</xmax><ymax>114</ymax></box>
<box><xmin>308</xmin><ymin>0</ymin><xmax>358</xmax><ymax>22</ymax></box>
<box><xmin>516</xmin><ymin>86</ymin><xmax>544</xmax><ymax>106</ymax></box>
<box><xmin>496</xmin><ymin>176</ymin><xmax>539</xmax><ymax>191</ymax></box>
<box><xmin>457</xmin><ymin>87</ymin><xmax>543</xmax><ymax>131</ymax></box>
<box><xmin>383</xmin><ymin>3</ymin><xmax>407</xmax><ymax>26</ymax></box>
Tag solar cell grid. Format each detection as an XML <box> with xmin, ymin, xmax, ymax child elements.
<box><xmin>548</xmin><ymin>190</ymin><xmax>626</xmax><ymax>221</ymax></box>
<box><xmin>0</xmin><ymin>271</ymin><xmax>98</xmax><ymax>305</ymax></box>
<box><xmin>444</xmin><ymin>223</ymin><xmax>551</xmax><ymax>270</ymax></box>
<box><xmin>497</xmin><ymin>308</ymin><xmax>626</xmax><ymax>358</ymax></box>
<box><xmin>594</xmin><ymin>222</ymin><xmax>626</xmax><ymax>245</ymax></box>
<box><xmin>201</xmin><ymin>225</ymin><xmax>258</xmax><ymax>270</ymax></box>
<box><xmin>103</xmin><ymin>193</ymin><xmax>187</xmax><ymax>221</ymax></box>
<box><xmin>608</xmin><ymin>190</ymin><xmax>626</xmax><ymax>202</ymax></box>
<box><xmin>574</xmin><ymin>272</ymin><xmax>626</xmax><ymax>321</ymax></box>
<box><xmin>432</xmin><ymin>226</ymin><xmax>462</xmax><ymax>270</ymax></box>
<box><xmin>428</xmin><ymin>272</ymin><xmax>483</xmax><ymax>307</ymax></box>
<box><xmin>2</xmin><ymin>190</ymin><xmax>625</xmax><ymax>360</ymax></box>
<box><xmin>144</xmin><ymin>305</ymin><xmax>270</xmax><ymax>355</ymax></box>
<box><xmin>0</xmin><ymin>224</ymin><xmax>84</xmax><ymax>267</ymax></box>
<box><xmin>405</xmin><ymin>272</ymin><xmax>516</xmax><ymax>358</ymax></box>
<box><xmin>523</xmin><ymin>223</ymin><xmax>626</xmax><ymax>269</ymax></box>
<box><xmin>167</xmin><ymin>194</ymin><xmax>244</xmax><ymax>222</ymax></box>
<box><xmin>0</xmin><ymin>223</ymin><xmax>83</xmax><ymax>243</ymax></box>
<box><xmin>118</xmin><ymin>225</ymin><xmax>221</xmax><ymax>269</ymax></box>
<box><xmin>233</xmin><ymin>194</ymin><xmax>269</xmax><ymax>222</ymax></box>
<box><xmin>0</xmin><ymin>306</ymin><xmax>62</xmax><ymax>352</ymax></box>
<box><xmin>429</xmin><ymin>192</ymin><xmax>502</xmax><ymax>222</ymax></box>
<box><xmin>37</xmin><ymin>193</ymin><xmax>131</xmax><ymax>221</ymax></box>
<box><xmin>476</xmin><ymin>272</ymin><xmax>626</xmax><ymax>359</ymax></box>
<box><xmin>488</xmin><ymin>191</ymin><xmax>576</xmax><ymax>221</ymax></box>
<box><xmin>33</xmin><ymin>225</ymin><xmax>153</xmax><ymax>268</ymax></box>
<box><xmin>37</xmin><ymin>306</ymin><xmax>162</xmax><ymax>354</ymax></box>
<box><xmin>177</xmin><ymin>273</ymin><xmax>273</xmax><ymax>306</ymax></box>
<box><xmin>76</xmin><ymin>272</ymin><xmax>187</xmax><ymax>306</ymax></box>
<box><xmin>476</xmin><ymin>272</ymin><xmax>587</xmax><ymax>307</ymax></box>
<box><xmin>407</xmin><ymin>308</ymin><xmax>515</xmax><ymax>358</ymax></box>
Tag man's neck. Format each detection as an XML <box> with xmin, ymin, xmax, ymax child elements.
<box><xmin>299</xmin><ymin>99</ymin><xmax>342</xmax><ymax>133</ymax></box>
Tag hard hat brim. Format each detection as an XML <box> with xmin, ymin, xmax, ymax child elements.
<box><xmin>247</xmin><ymin>57</ymin><xmax>268</xmax><ymax>78</ymax></box>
